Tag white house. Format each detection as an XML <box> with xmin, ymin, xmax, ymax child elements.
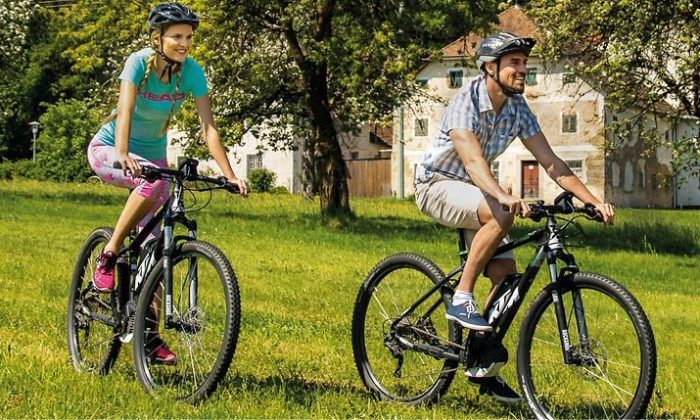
<box><xmin>393</xmin><ymin>6</ymin><xmax>699</xmax><ymax>208</ymax></box>
<box><xmin>167</xmin><ymin>122</ymin><xmax>392</xmax><ymax>195</ymax></box>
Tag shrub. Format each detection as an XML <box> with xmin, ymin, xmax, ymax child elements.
<box><xmin>270</xmin><ymin>185</ymin><xmax>290</xmax><ymax>194</ymax></box>
<box><xmin>10</xmin><ymin>159</ymin><xmax>39</xmax><ymax>179</ymax></box>
<box><xmin>32</xmin><ymin>99</ymin><xmax>101</xmax><ymax>182</ymax></box>
<box><xmin>0</xmin><ymin>162</ymin><xmax>12</xmax><ymax>180</ymax></box>
<box><xmin>248</xmin><ymin>168</ymin><xmax>277</xmax><ymax>193</ymax></box>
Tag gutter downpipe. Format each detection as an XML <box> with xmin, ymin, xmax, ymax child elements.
<box><xmin>397</xmin><ymin>106</ymin><xmax>405</xmax><ymax>199</ymax></box>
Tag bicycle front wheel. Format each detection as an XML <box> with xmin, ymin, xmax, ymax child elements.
<box><xmin>517</xmin><ymin>272</ymin><xmax>656</xmax><ymax>419</ymax></box>
<box><xmin>132</xmin><ymin>240</ymin><xmax>240</xmax><ymax>402</ymax></box>
<box><xmin>66</xmin><ymin>227</ymin><xmax>122</xmax><ymax>374</ymax></box>
<box><xmin>352</xmin><ymin>253</ymin><xmax>461</xmax><ymax>405</ymax></box>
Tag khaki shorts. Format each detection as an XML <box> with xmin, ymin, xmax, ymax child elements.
<box><xmin>415</xmin><ymin>173</ymin><xmax>514</xmax><ymax>261</ymax></box>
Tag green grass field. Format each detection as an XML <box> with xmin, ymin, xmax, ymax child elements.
<box><xmin>1</xmin><ymin>179</ymin><xmax>698</xmax><ymax>418</ymax></box>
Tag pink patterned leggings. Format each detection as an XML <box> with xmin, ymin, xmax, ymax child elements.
<box><xmin>87</xmin><ymin>138</ymin><xmax>170</xmax><ymax>238</ymax></box>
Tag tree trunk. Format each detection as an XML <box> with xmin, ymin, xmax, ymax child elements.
<box><xmin>301</xmin><ymin>97</ymin><xmax>351</xmax><ymax>216</ymax></box>
<box><xmin>282</xmin><ymin>14</ymin><xmax>351</xmax><ymax>216</ymax></box>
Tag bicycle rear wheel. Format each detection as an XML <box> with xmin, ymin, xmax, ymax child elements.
<box><xmin>132</xmin><ymin>240</ymin><xmax>240</xmax><ymax>402</ymax></box>
<box><xmin>352</xmin><ymin>253</ymin><xmax>461</xmax><ymax>405</ymax></box>
<box><xmin>517</xmin><ymin>272</ymin><xmax>656</xmax><ymax>419</ymax></box>
<box><xmin>66</xmin><ymin>227</ymin><xmax>122</xmax><ymax>374</ymax></box>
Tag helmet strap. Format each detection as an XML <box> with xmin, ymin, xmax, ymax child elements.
<box><xmin>155</xmin><ymin>41</ymin><xmax>179</xmax><ymax>82</ymax></box>
<box><xmin>491</xmin><ymin>59</ymin><xmax>520</xmax><ymax>97</ymax></box>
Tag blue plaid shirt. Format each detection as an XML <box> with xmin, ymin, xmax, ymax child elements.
<box><xmin>416</xmin><ymin>75</ymin><xmax>541</xmax><ymax>183</ymax></box>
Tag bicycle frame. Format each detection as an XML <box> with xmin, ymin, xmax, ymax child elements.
<box><xmin>114</xmin><ymin>176</ymin><xmax>199</xmax><ymax>334</ymax></box>
<box><xmin>391</xmin><ymin>212</ymin><xmax>590</xmax><ymax>366</ymax></box>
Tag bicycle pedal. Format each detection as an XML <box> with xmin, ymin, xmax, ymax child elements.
<box><xmin>464</xmin><ymin>361</ymin><xmax>505</xmax><ymax>378</ymax></box>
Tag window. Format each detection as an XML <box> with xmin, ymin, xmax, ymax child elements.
<box><xmin>414</xmin><ymin>118</ymin><xmax>428</xmax><ymax>137</ymax></box>
<box><xmin>562</xmin><ymin>113</ymin><xmax>577</xmax><ymax>133</ymax></box>
<box><xmin>566</xmin><ymin>160</ymin><xmax>583</xmax><ymax>177</ymax></box>
<box><xmin>246</xmin><ymin>153</ymin><xmax>262</xmax><ymax>175</ymax></box>
<box><xmin>637</xmin><ymin>160</ymin><xmax>646</xmax><ymax>189</ymax></box>
<box><xmin>350</xmin><ymin>151</ymin><xmax>359</xmax><ymax>159</ymax></box>
<box><xmin>563</xmin><ymin>72</ymin><xmax>576</xmax><ymax>85</ymax></box>
<box><xmin>525</xmin><ymin>67</ymin><xmax>537</xmax><ymax>85</ymax></box>
<box><xmin>624</xmin><ymin>161</ymin><xmax>634</xmax><ymax>192</ymax></box>
<box><xmin>416</xmin><ymin>78</ymin><xmax>428</xmax><ymax>87</ymax></box>
<box><xmin>491</xmin><ymin>161</ymin><xmax>500</xmax><ymax>184</ymax></box>
<box><xmin>448</xmin><ymin>70</ymin><xmax>463</xmax><ymax>88</ymax></box>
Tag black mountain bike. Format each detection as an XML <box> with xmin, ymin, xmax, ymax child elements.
<box><xmin>352</xmin><ymin>192</ymin><xmax>656</xmax><ymax>419</ymax></box>
<box><xmin>67</xmin><ymin>158</ymin><xmax>241</xmax><ymax>402</ymax></box>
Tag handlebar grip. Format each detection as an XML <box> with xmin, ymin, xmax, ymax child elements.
<box><xmin>582</xmin><ymin>203</ymin><xmax>604</xmax><ymax>222</ymax></box>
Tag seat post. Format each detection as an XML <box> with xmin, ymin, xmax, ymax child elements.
<box><xmin>457</xmin><ymin>229</ymin><xmax>468</xmax><ymax>263</ymax></box>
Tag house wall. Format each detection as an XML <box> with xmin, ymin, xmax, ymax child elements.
<box><xmin>167</xmin><ymin>130</ymin><xmax>303</xmax><ymax>193</ymax></box>
<box><xmin>604</xmin><ymin>111</ymin><xmax>675</xmax><ymax>208</ymax></box>
<box><xmin>394</xmin><ymin>58</ymin><xmax>607</xmax><ymax>206</ymax></box>
<box><xmin>339</xmin><ymin>126</ymin><xmax>390</xmax><ymax>159</ymax></box>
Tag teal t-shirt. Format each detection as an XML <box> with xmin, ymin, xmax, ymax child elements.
<box><xmin>94</xmin><ymin>48</ymin><xmax>208</xmax><ymax>160</ymax></box>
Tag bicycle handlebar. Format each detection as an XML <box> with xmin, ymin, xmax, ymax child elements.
<box><xmin>503</xmin><ymin>192</ymin><xmax>603</xmax><ymax>223</ymax></box>
<box><xmin>528</xmin><ymin>201</ymin><xmax>602</xmax><ymax>222</ymax></box>
<box><xmin>113</xmin><ymin>160</ymin><xmax>240</xmax><ymax>194</ymax></box>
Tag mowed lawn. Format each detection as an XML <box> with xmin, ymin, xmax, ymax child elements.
<box><xmin>0</xmin><ymin>179</ymin><xmax>698</xmax><ymax>418</ymax></box>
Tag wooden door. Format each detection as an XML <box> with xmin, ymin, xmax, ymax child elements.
<box><xmin>521</xmin><ymin>160</ymin><xmax>539</xmax><ymax>199</ymax></box>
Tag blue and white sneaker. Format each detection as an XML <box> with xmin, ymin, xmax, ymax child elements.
<box><xmin>445</xmin><ymin>299</ymin><xmax>493</xmax><ymax>332</ymax></box>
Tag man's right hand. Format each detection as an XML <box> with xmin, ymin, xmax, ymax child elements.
<box><xmin>498</xmin><ymin>194</ymin><xmax>531</xmax><ymax>217</ymax></box>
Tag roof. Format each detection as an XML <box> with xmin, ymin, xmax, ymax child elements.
<box><xmin>441</xmin><ymin>6</ymin><xmax>541</xmax><ymax>59</ymax></box>
<box><xmin>369</xmin><ymin>122</ymin><xmax>393</xmax><ymax>147</ymax></box>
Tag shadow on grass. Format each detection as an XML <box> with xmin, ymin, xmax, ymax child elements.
<box><xmin>510</xmin><ymin>218</ymin><xmax>699</xmax><ymax>256</ymax></box>
<box><xmin>6</xmin><ymin>186</ymin><xmax>696</xmax><ymax>256</ymax></box>
<box><xmin>220</xmin><ymin>371</ymin><xmax>529</xmax><ymax>417</ymax></box>
<box><xmin>222</xmin><ymin>206</ymin><xmax>699</xmax><ymax>256</ymax></box>
<box><xmin>0</xmin><ymin>188</ymin><xmax>126</xmax><ymax>207</ymax></box>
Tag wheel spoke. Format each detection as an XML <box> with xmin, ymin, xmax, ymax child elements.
<box><xmin>133</xmin><ymin>241</ymin><xmax>238</xmax><ymax>402</ymax></box>
<box><xmin>352</xmin><ymin>255</ymin><xmax>460</xmax><ymax>405</ymax></box>
<box><xmin>519</xmin><ymin>274</ymin><xmax>655</xmax><ymax>418</ymax></box>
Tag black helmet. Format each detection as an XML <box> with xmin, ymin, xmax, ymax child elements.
<box><xmin>148</xmin><ymin>2</ymin><xmax>199</xmax><ymax>31</ymax></box>
<box><xmin>476</xmin><ymin>32</ymin><xmax>536</xmax><ymax>71</ymax></box>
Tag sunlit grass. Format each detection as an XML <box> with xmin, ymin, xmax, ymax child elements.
<box><xmin>0</xmin><ymin>178</ymin><xmax>698</xmax><ymax>417</ymax></box>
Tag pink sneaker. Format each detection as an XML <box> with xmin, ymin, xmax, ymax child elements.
<box><xmin>149</xmin><ymin>341</ymin><xmax>177</xmax><ymax>365</ymax></box>
<box><xmin>92</xmin><ymin>250</ymin><xmax>117</xmax><ymax>292</ymax></box>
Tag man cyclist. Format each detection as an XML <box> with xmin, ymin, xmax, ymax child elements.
<box><xmin>414</xmin><ymin>32</ymin><xmax>615</xmax><ymax>402</ymax></box>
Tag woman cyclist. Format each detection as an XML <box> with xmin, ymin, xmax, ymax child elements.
<box><xmin>86</xmin><ymin>2</ymin><xmax>247</xmax><ymax>363</ymax></box>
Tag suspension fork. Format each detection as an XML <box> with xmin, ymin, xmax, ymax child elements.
<box><xmin>162</xmin><ymin>215</ymin><xmax>175</xmax><ymax>326</ymax></box>
<box><xmin>186</xmin><ymin>220</ymin><xmax>198</xmax><ymax>310</ymax></box>
<box><xmin>548</xmin><ymin>251</ymin><xmax>590</xmax><ymax>364</ymax></box>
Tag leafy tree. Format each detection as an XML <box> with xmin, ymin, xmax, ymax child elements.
<box><xmin>203</xmin><ymin>0</ymin><xmax>499</xmax><ymax>215</ymax></box>
<box><xmin>0</xmin><ymin>0</ymin><xmax>34</xmax><ymax>160</ymax></box>
<box><xmin>529</xmin><ymin>0</ymin><xmax>700</xmax><ymax>179</ymax></box>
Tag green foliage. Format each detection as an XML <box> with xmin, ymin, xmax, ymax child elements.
<box><xmin>270</xmin><ymin>185</ymin><xmax>290</xmax><ymax>195</ymax></box>
<box><xmin>529</xmin><ymin>0</ymin><xmax>700</xmax><ymax>175</ymax></box>
<box><xmin>0</xmin><ymin>0</ymin><xmax>34</xmax><ymax>160</ymax></box>
<box><xmin>0</xmin><ymin>162</ymin><xmax>12</xmax><ymax>180</ymax></box>
<box><xmin>204</xmin><ymin>0</ymin><xmax>499</xmax><ymax>213</ymax></box>
<box><xmin>30</xmin><ymin>99</ymin><xmax>100</xmax><ymax>182</ymax></box>
<box><xmin>248</xmin><ymin>168</ymin><xmax>277</xmax><ymax>193</ymax></box>
<box><xmin>7</xmin><ymin>159</ymin><xmax>40</xmax><ymax>179</ymax></box>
